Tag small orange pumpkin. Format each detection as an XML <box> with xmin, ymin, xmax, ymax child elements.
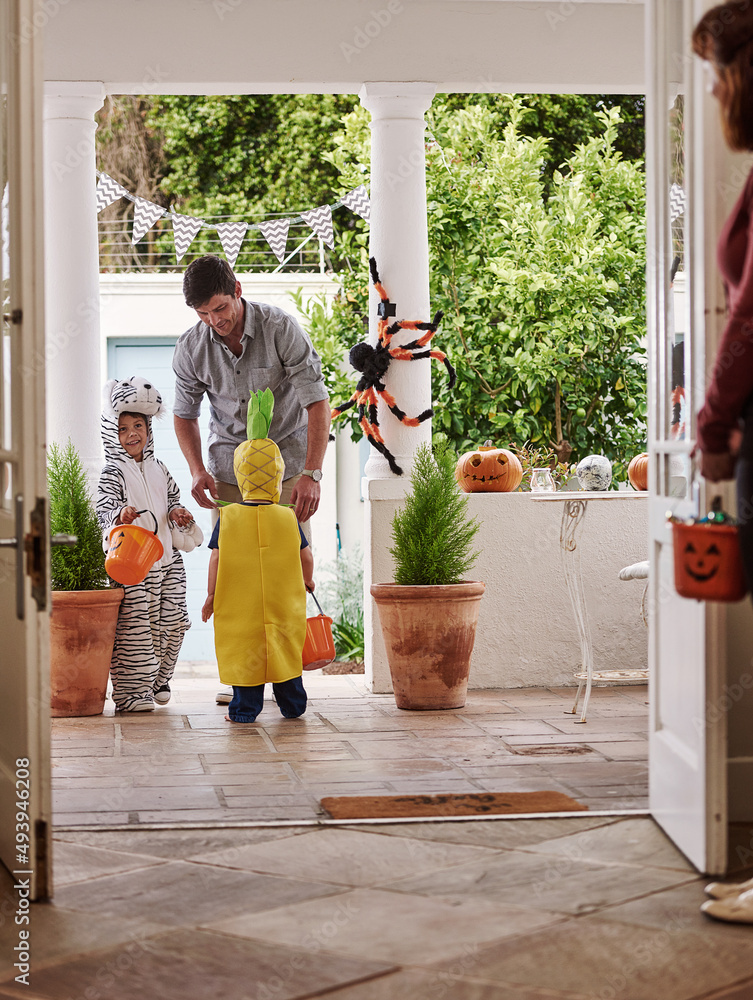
<box><xmin>628</xmin><ymin>452</ymin><xmax>649</xmax><ymax>491</ymax></box>
<box><xmin>455</xmin><ymin>441</ymin><xmax>523</xmax><ymax>493</ymax></box>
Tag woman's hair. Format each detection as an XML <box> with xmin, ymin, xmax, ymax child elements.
<box><xmin>182</xmin><ymin>254</ymin><xmax>237</xmax><ymax>309</ymax></box>
<box><xmin>692</xmin><ymin>0</ymin><xmax>753</xmax><ymax>150</ymax></box>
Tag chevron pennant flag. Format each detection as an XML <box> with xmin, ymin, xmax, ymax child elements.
<box><xmin>132</xmin><ymin>198</ymin><xmax>166</xmax><ymax>244</ymax></box>
<box><xmin>301</xmin><ymin>205</ymin><xmax>334</xmax><ymax>249</ymax></box>
<box><xmin>171</xmin><ymin>212</ymin><xmax>204</xmax><ymax>263</ymax></box>
<box><xmin>669</xmin><ymin>183</ymin><xmax>686</xmax><ymax>223</ymax></box>
<box><xmin>216</xmin><ymin>221</ymin><xmax>248</xmax><ymax>268</ymax></box>
<box><xmin>95</xmin><ymin>173</ymin><xmax>130</xmax><ymax>213</ymax></box>
<box><xmin>341</xmin><ymin>186</ymin><xmax>370</xmax><ymax>223</ymax></box>
<box><xmin>259</xmin><ymin>219</ymin><xmax>291</xmax><ymax>264</ymax></box>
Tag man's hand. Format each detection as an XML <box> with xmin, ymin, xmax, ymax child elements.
<box><xmin>192</xmin><ymin>470</ymin><xmax>219</xmax><ymax>509</ymax></box>
<box><xmin>291</xmin><ymin>474</ymin><xmax>320</xmax><ymax>523</ymax></box>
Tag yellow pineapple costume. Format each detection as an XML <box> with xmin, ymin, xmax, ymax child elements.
<box><xmin>214</xmin><ymin>388</ymin><xmax>307</xmax><ymax>686</ymax></box>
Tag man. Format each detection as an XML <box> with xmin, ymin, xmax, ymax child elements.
<box><xmin>173</xmin><ymin>254</ymin><xmax>330</xmax><ymax>704</ymax></box>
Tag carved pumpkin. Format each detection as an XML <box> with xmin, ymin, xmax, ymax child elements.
<box><xmin>672</xmin><ymin>522</ymin><xmax>748</xmax><ymax>602</ymax></box>
<box><xmin>455</xmin><ymin>441</ymin><xmax>523</xmax><ymax>493</ymax></box>
<box><xmin>628</xmin><ymin>452</ymin><xmax>649</xmax><ymax>491</ymax></box>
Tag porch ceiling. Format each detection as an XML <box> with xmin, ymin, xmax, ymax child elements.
<box><xmin>43</xmin><ymin>0</ymin><xmax>644</xmax><ymax>95</ymax></box>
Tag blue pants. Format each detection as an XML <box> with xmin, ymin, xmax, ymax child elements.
<box><xmin>228</xmin><ymin>675</ymin><xmax>307</xmax><ymax>723</ymax></box>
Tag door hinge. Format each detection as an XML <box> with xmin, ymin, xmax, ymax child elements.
<box><xmin>2</xmin><ymin>308</ymin><xmax>22</xmax><ymax>325</ymax></box>
<box><xmin>25</xmin><ymin>496</ymin><xmax>47</xmax><ymax>612</ymax></box>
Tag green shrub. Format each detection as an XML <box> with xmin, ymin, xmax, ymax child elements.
<box><xmin>390</xmin><ymin>443</ymin><xmax>480</xmax><ymax>586</ymax></box>
<box><xmin>48</xmin><ymin>441</ymin><xmax>109</xmax><ymax>591</ymax></box>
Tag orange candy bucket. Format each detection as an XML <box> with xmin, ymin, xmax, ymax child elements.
<box><xmin>672</xmin><ymin>520</ymin><xmax>748</xmax><ymax>603</ymax></box>
<box><xmin>105</xmin><ymin>509</ymin><xmax>164</xmax><ymax>586</ymax></box>
<box><xmin>302</xmin><ymin>590</ymin><xmax>336</xmax><ymax>670</ymax></box>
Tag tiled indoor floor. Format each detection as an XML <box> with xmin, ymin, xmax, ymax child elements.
<box><xmin>51</xmin><ymin>664</ymin><xmax>650</xmax><ymax>826</ymax></box>
<box><xmin>3</xmin><ymin>817</ymin><xmax>753</xmax><ymax>999</ymax></box>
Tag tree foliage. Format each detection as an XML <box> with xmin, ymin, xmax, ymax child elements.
<box><xmin>325</xmin><ymin>96</ymin><xmax>647</xmax><ymax>473</ymax></box>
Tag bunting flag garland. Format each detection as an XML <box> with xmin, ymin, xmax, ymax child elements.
<box><xmin>669</xmin><ymin>183</ymin><xmax>686</xmax><ymax>223</ymax></box>
<box><xmin>95</xmin><ymin>172</ymin><xmax>130</xmax><ymax>213</ymax></box>
<box><xmin>132</xmin><ymin>198</ymin><xmax>167</xmax><ymax>244</ymax></box>
<box><xmin>215</xmin><ymin>221</ymin><xmax>248</xmax><ymax>268</ymax></box>
<box><xmin>301</xmin><ymin>205</ymin><xmax>334</xmax><ymax>249</ymax></box>
<box><xmin>96</xmin><ymin>168</ymin><xmax>369</xmax><ymax>266</ymax></box>
<box><xmin>171</xmin><ymin>212</ymin><xmax>204</xmax><ymax>262</ymax></box>
<box><xmin>341</xmin><ymin>185</ymin><xmax>371</xmax><ymax>223</ymax></box>
<box><xmin>259</xmin><ymin>218</ymin><xmax>291</xmax><ymax>264</ymax></box>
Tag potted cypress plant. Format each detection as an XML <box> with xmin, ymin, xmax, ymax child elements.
<box><xmin>371</xmin><ymin>442</ymin><xmax>484</xmax><ymax>710</ymax></box>
<box><xmin>48</xmin><ymin>440</ymin><xmax>123</xmax><ymax>716</ymax></box>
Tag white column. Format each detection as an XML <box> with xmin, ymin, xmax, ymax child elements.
<box><xmin>359</xmin><ymin>83</ymin><xmax>436</xmax><ymax>693</ymax></box>
<box><xmin>43</xmin><ymin>82</ymin><xmax>106</xmax><ymax>482</ymax></box>
<box><xmin>359</xmin><ymin>83</ymin><xmax>436</xmax><ymax>481</ymax></box>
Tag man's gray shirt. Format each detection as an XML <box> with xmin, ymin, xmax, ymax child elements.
<box><xmin>172</xmin><ymin>299</ymin><xmax>328</xmax><ymax>484</ymax></box>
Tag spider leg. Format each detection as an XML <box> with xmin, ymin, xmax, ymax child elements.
<box><xmin>430</xmin><ymin>350</ymin><xmax>457</xmax><ymax>389</ymax></box>
<box><xmin>379</xmin><ymin>385</ymin><xmax>432</xmax><ymax>427</ymax></box>
<box><xmin>330</xmin><ymin>393</ymin><xmax>358</xmax><ymax>419</ymax></box>
<box><xmin>359</xmin><ymin>394</ymin><xmax>403</xmax><ymax>475</ymax></box>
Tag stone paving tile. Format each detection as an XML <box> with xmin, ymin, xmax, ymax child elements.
<box><xmin>55</xmin><ymin>827</ymin><xmax>313</xmax><ymax>857</ymax></box>
<box><xmin>346</xmin><ymin>817</ymin><xmax>623</xmax><ymax>849</ymax></box>
<box><xmin>54</xmin><ymin>860</ymin><xmax>341</xmax><ymax>926</ymax></box>
<box><xmin>52</xmin><ymin>841</ymin><xmax>169</xmax><ymax>886</ymax></box>
<box><xmin>385</xmin><ymin>848</ymin><xmax>694</xmax><ymax>915</ymax></box>
<box><xmin>53</xmin><ymin>785</ymin><xmax>221</xmax><ymax>813</ymax></box>
<box><xmin>191</xmin><ymin>827</ymin><xmax>503</xmax><ymax>887</ymax></box>
<box><xmin>301</xmin><ymin>969</ymin><xmax>592</xmax><ymax>1000</ymax></box>
<box><xmin>521</xmin><ymin>817</ymin><xmax>694</xmax><ymax>871</ymax></box>
<box><xmin>207</xmin><ymin>887</ymin><xmax>563</xmax><ymax>966</ymax></box>
<box><xmin>443</xmin><ymin>917</ymin><xmax>753</xmax><ymax>1000</ymax></box>
<box><xmin>0</xmin><ymin>928</ymin><xmax>395</xmax><ymax>1000</ymax></box>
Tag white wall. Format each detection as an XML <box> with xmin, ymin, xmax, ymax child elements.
<box><xmin>366</xmin><ymin>485</ymin><xmax>648</xmax><ymax>691</ymax></box>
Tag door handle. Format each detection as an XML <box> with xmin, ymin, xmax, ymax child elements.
<box><xmin>0</xmin><ymin>498</ymin><xmax>74</xmax><ymax>619</ymax></box>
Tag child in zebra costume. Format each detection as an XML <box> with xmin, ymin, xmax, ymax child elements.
<box><xmin>201</xmin><ymin>389</ymin><xmax>314</xmax><ymax>723</ymax></box>
<box><xmin>97</xmin><ymin>377</ymin><xmax>199</xmax><ymax>712</ymax></box>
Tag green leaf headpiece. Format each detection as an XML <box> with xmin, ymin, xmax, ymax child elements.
<box><xmin>247</xmin><ymin>388</ymin><xmax>274</xmax><ymax>440</ymax></box>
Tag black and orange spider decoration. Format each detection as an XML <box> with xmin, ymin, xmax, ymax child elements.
<box><xmin>331</xmin><ymin>257</ymin><xmax>456</xmax><ymax>475</ymax></box>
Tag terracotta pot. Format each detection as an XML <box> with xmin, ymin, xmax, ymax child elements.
<box><xmin>370</xmin><ymin>582</ymin><xmax>485</xmax><ymax>710</ymax></box>
<box><xmin>50</xmin><ymin>589</ymin><xmax>124</xmax><ymax>717</ymax></box>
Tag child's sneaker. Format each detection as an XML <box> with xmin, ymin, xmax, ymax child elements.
<box><xmin>117</xmin><ymin>698</ymin><xmax>155</xmax><ymax>713</ymax></box>
<box><xmin>153</xmin><ymin>684</ymin><xmax>171</xmax><ymax>705</ymax></box>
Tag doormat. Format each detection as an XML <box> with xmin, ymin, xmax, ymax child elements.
<box><xmin>320</xmin><ymin>790</ymin><xmax>588</xmax><ymax>820</ymax></box>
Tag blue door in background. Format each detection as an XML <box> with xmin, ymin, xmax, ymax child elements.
<box><xmin>108</xmin><ymin>338</ymin><xmax>214</xmax><ymax>661</ymax></box>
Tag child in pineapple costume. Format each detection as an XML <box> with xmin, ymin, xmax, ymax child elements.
<box><xmin>97</xmin><ymin>377</ymin><xmax>200</xmax><ymax>712</ymax></box>
<box><xmin>202</xmin><ymin>389</ymin><xmax>315</xmax><ymax>723</ymax></box>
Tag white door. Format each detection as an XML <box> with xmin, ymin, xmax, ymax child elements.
<box><xmin>0</xmin><ymin>0</ymin><xmax>51</xmax><ymax>899</ymax></box>
<box><xmin>647</xmin><ymin>0</ymin><xmax>731</xmax><ymax>875</ymax></box>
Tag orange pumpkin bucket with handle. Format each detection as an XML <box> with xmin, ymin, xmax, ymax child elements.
<box><xmin>105</xmin><ymin>509</ymin><xmax>164</xmax><ymax>586</ymax></box>
<box><xmin>672</xmin><ymin>515</ymin><xmax>748</xmax><ymax>603</ymax></box>
<box><xmin>302</xmin><ymin>590</ymin><xmax>336</xmax><ymax>671</ymax></box>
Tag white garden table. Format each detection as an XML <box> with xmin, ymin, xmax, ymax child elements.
<box><xmin>530</xmin><ymin>491</ymin><xmax>649</xmax><ymax>722</ymax></box>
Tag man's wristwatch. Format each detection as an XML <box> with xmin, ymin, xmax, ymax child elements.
<box><xmin>301</xmin><ymin>468</ymin><xmax>323</xmax><ymax>482</ymax></box>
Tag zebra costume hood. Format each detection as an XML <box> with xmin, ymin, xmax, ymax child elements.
<box><xmin>100</xmin><ymin>377</ymin><xmax>174</xmax><ymax>565</ymax></box>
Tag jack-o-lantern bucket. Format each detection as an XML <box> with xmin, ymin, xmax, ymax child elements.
<box><xmin>302</xmin><ymin>590</ymin><xmax>336</xmax><ymax>670</ymax></box>
<box><xmin>105</xmin><ymin>509</ymin><xmax>164</xmax><ymax>586</ymax></box>
<box><xmin>672</xmin><ymin>521</ymin><xmax>748</xmax><ymax>602</ymax></box>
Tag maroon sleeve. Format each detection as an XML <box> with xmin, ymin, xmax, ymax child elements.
<box><xmin>697</xmin><ymin>175</ymin><xmax>753</xmax><ymax>453</ymax></box>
